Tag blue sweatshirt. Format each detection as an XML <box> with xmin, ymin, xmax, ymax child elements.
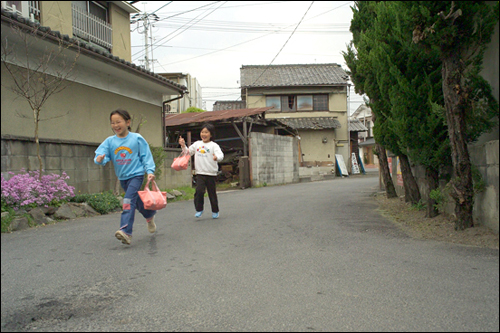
<box><xmin>94</xmin><ymin>132</ymin><xmax>155</xmax><ymax>180</ymax></box>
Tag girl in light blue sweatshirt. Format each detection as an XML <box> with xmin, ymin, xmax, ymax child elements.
<box><xmin>94</xmin><ymin>109</ymin><xmax>156</xmax><ymax>245</ymax></box>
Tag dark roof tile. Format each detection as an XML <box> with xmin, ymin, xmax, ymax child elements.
<box><xmin>277</xmin><ymin>117</ymin><xmax>342</xmax><ymax>130</ymax></box>
<box><xmin>240</xmin><ymin>63</ymin><xmax>349</xmax><ymax>88</ymax></box>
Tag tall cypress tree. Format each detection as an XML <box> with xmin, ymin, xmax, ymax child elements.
<box><xmin>375</xmin><ymin>2</ymin><xmax>451</xmax><ymax>217</ymax></box>
<box><xmin>409</xmin><ymin>1</ymin><xmax>499</xmax><ymax>229</ymax></box>
<box><xmin>344</xmin><ymin>1</ymin><xmax>398</xmax><ymax>199</ymax></box>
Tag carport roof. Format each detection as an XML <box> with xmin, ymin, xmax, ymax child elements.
<box><xmin>275</xmin><ymin>117</ymin><xmax>341</xmax><ymax>130</ymax></box>
<box><xmin>165</xmin><ymin>107</ymin><xmax>273</xmax><ymax>127</ymax></box>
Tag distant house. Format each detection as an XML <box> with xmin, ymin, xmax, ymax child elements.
<box><xmin>1</xmin><ymin>1</ymin><xmax>187</xmax><ymax>193</ymax></box>
<box><xmin>240</xmin><ymin>63</ymin><xmax>351</xmax><ymax>170</ymax></box>
<box><xmin>158</xmin><ymin>72</ymin><xmax>202</xmax><ymax>113</ymax></box>
<box><xmin>349</xmin><ymin>118</ymin><xmax>369</xmax><ymax>169</ymax></box>
<box><xmin>351</xmin><ymin>104</ymin><xmax>377</xmax><ymax>166</ymax></box>
<box><xmin>213</xmin><ymin>100</ymin><xmax>246</xmax><ymax>111</ymax></box>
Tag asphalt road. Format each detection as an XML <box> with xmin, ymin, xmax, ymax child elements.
<box><xmin>1</xmin><ymin>175</ymin><xmax>499</xmax><ymax>332</ymax></box>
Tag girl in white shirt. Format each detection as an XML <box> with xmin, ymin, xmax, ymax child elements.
<box><xmin>179</xmin><ymin>123</ymin><xmax>224</xmax><ymax>219</ymax></box>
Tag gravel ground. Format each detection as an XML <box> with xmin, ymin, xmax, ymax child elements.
<box><xmin>374</xmin><ymin>192</ymin><xmax>499</xmax><ymax>249</ymax></box>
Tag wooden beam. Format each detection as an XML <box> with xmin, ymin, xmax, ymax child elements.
<box><xmin>231</xmin><ymin>120</ymin><xmax>245</xmax><ymax>141</ymax></box>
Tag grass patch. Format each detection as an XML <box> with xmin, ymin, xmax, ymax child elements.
<box><xmin>165</xmin><ymin>186</ymin><xmax>196</xmax><ymax>202</ymax></box>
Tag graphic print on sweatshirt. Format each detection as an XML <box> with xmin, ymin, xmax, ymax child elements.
<box><xmin>115</xmin><ymin>146</ymin><xmax>132</xmax><ymax>165</ymax></box>
<box><xmin>197</xmin><ymin>145</ymin><xmax>211</xmax><ymax>157</ymax></box>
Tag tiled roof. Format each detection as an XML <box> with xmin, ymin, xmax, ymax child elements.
<box><xmin>276</xmin><ymin>117</ymin><xmax>341</xmax><ymax>130</ymax></box>
<box><xmin>0</xmin><ymin>8</ymin><xmax>187</xmax><ymax>93</ymax></box>
<box><xmin>349</xmin><ymin>118</ymin><xmax>368</xmax><ymax>132</ymax></box>
<box><xmin>240</xmin><ymin>63</ymin><xmax>350</xmax><ymax>88</ymax></box>
<box><xmin>165</xmin><ymin>107</ymin><xmax>273</xmax><ymax>127</ymax></box>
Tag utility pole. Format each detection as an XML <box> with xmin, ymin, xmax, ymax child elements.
<box><xmin>131</xmin><ymin>3</ymin><xmax>160</xmax><ymax>71</ymax></box>
<box><xmin>143</xmin><ymin>14</ymin><xmax>150</xmax><ymax>70</ymax></box>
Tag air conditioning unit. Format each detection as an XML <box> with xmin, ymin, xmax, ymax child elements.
<box><xmin>163</xmin><ymin>103</ymin><xmax>177</xmax><ymax>114</ymax></box>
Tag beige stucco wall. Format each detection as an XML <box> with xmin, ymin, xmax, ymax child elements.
<box><xmin>1</xmin><ymin>66</ymin><xmax>164</xmax><ymax>147</ymax></box>
<box><xmin>109</xmin><ymin>3</ymin><xmax>132</xmax><ymax>61</ymax></box>
<box><xmin>39</xmin><ymin>2</ymin><xmax>73</xmax><ymax>37</ymax></box>
<box><xmin>298</xmin><ymin>130</ymin><xmax>337</xmax><ymax>164</ymax></box>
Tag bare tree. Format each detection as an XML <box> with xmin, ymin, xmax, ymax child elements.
<box><xmin>1</xmin><ymin>20</ymin><xmax>80</xmax><ymax>180</ymax></box>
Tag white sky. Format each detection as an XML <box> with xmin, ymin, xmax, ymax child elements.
<box><xmin>130</xmin><ymin>1</ymin><xmax>366</xmax><ymax>112</ymax></box>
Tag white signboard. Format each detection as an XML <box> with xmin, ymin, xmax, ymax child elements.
<box><xmin>351</xmin><ymin>153</ymin><xmax>360</xmax><ymax>174</ymax></box>
<box><xmin>335</xmin><ymin>154</ymin><xmax>349</xmax><ymax>176</ymax></box>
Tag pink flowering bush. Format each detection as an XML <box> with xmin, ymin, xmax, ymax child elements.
<box><xmin>1</xmin><ymin>169</ymin><xmax>75</xmax><ymax>210</ymax></box>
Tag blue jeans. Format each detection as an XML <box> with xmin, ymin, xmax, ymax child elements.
<box><xmin>119</xmin><ymin>175</ymin><xmax>156</xmax><ymax>235</ymax></box>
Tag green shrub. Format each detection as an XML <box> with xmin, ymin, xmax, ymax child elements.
<box><xmin>141</xmin><ymin>144</ymin><xmax>167</xmax><ymax>190</ymax></box>
<box><xmin>1</xmin><ymin>198</ymin><xmax>14</xmax><ymax>233</ymax></box>
<box><xmin>71</xmin><ymin>191</ymin><xmax>121</xmax><ymax>215</ymax></box>
<box><xmin>183</xmin><ymin>107</ymin><xmax>206</xmax><ymax>113</ymax></box>
<box><xmin>410</xmin><ymin>199</ymin><xmax>426</xmax><ymax>211</ymax></box>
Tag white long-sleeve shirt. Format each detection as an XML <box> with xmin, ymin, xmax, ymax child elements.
<box><xmin>185</xmin><ymin>140</ymin><xmax>224</xmax><ymax>176</ymax></box>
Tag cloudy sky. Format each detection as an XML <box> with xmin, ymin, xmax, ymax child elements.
<box><xmin>130</xmin><ymin>1</ymin><xmax>366</xmax><ymax>112</ymax></box>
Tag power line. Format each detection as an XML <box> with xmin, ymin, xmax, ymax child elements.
<box><xmin>153</xmin><ymin>1</ymin><xmax>351</xmax><ymax>68</ymax></box>
<box><xmin>131</xmin><ymin>1</ymin><xmax>223</xmax><ymax>60</ymax></box>
<box><xmin>247</xmin><ymin>1</ymin><xmax>315</xmax><ymax>87</ymax></box>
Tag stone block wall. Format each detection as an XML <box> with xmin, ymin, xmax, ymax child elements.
<box><xmin>391</xmin><ymin>139</ymin><xmax>499</xmax><ymax>234</ymax></box>
<box><xmin>1</xmin><ymin>136</ymin><xmax>192</xmax><ymax>194</ymax></box>
<box><xmin>249</xmin><ymin>132</ymin><xmax>299</xmax><ymax>186</ymax></box>
<box><xmin>469</xmin><ymin>140</ymin><xmax>499</xmax><ymax>234</ymax></box>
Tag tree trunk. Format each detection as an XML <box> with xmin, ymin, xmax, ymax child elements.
<box><xmin>441</xmin><ymin>54</ymin><xmax>474</xmax><ymax>230</ymax></box>
<box><xmin>35</xmin><ymin>111</ymin><xmax>43</xmax><ymax>181</ymax></box>
<box><xmin>425</xmin><ymin>166</ymin><xmax>439</xmax><ymax>218</ymax></box>
<box><xmin>376</xmin><ymin>143</ymin><xmax>397</xmax><ymax>198</ymax></box>
<box><xmin>399</xmin><ymin>154</ymin><xmax>421</xmax><ymax>205</ymax></box>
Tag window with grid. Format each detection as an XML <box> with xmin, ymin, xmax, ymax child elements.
<box><xmin>313</xmin><ymin>95</ymin><xmax>328</xmax><ymax>111</ymax></box>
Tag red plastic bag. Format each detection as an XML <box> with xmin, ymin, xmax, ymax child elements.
<box><xmin>171</xmin><ymin>151</ymin><xmax>190</xmax><ymax>171</ymax></box>
<box><xmin>138</xmin><ymin>180</ymin><xmax>167</xmax><ymax>210</ymax></box>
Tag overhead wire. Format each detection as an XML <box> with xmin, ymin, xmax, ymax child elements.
<box><xmin>246</xmin><ymin>1</ymin><xmax>315</xmax><ymax>89</ymax></box>
<box><xmin>131</xmin><ymin>1</ymin><xmax>223</xmax><ymax>60</ymax></box>
<box><xmin>150</xmin><ymin>1</ymin><xmax>229</xmax><ymax>72</ymax></box>
<box><xmin>132</xmin><ymin>1</ymin><xmax>351</xmax><ymax>62</ymax></box>
<box><xmin>153</xmin><ymin>1</ymin><xmax>352</xmax><ymax>67</ymax></box>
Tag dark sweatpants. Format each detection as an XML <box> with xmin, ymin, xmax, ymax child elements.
<box><xmin>194</xmin><ymin>174</ymin><xmax>219</xmax><ymax>213</ymax></box>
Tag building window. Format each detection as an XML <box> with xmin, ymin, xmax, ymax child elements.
<box><xmin>72</xmin><ymin>1</ymin><xmax>112</xmax><ymax>50</ymax></box>
<box><xmin>266</xmin><ymin>96</ymin><xmax>281</xmax><ymax>111</ymax></box>
<box><xmin>313</xmin><ymin>95</ymin><xmax>328</xmax><ymax>110</ymax></box>
<box><xmin>297</xmin><ymin>95</ymin><xmax>313</xmax><ymax>111</ymax></box>
<box><xmin>1</xmin><ymin>1</ymin><xmax>40</xmax><ymax>20</ymax></box>
<box><xmin>72</xmin><ymin>1</ymin><xmax>108</xmax><ymax>22</ymax></box>
<box><xmin>266</xmin><ymin>94</ymin><xmax>329</xmax><ymax>112</ymax></box>
<box><xmin>281</xmin><ymin>96</ymin><xmax>296</xmax><ymax>112</ymax></box>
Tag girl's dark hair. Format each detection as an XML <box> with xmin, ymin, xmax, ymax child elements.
<box><xmin>110</xmin><ymin>108</ymin><xmax>132</xmax><ymax>131</ymax></box>
<box><xmin>201</xmin><ymin>123</ymin><xmax>215</xmax><ymax>140</ymax></box>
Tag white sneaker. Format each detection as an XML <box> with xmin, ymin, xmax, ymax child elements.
<box><xmin>147</xmin><ymin>216</ymin><xmax>156</xmax><ymax>233</ymax></box>
<box><xmin>115</xmin><ymin>230</ymin><xmax>132</xmax><ymax>245</ymax></box>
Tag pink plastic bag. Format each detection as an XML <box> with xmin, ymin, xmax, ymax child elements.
<box><xmin>138</xmin><ymin>180</ymin><xmax>167</xmax><ymax>210</ymax></box>
<box><xmin>171</xmin><ymin>151</ymin><xmax>190</xmax><ymax>171</ymax></box>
